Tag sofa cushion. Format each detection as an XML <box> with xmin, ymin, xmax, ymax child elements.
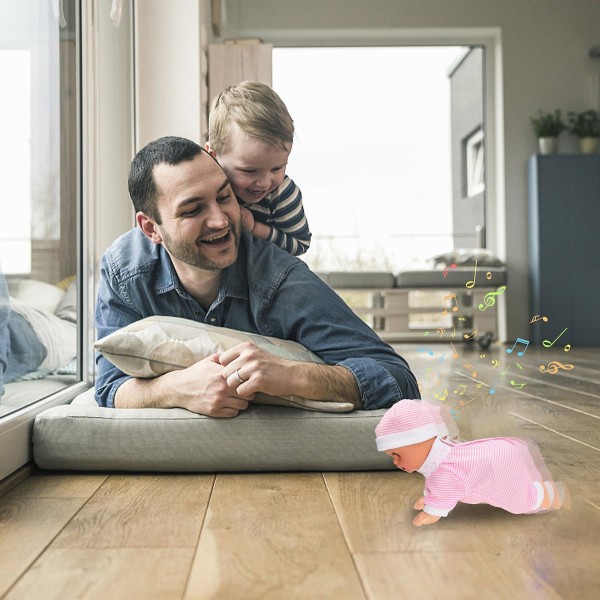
<box><xmin>94</xmin><ymin>315</ymin><xmax>354</xmax><ymax>413</ymax></box>
<box><xmin>32</xmin><ymin>388</ymin><xmax>393</xmax><ymax>472</ymax></box>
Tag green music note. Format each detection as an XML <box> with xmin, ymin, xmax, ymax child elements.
<box><xmin>543</xmin><ymin>327</ymin><xmax>568</xmax><ymax>348</ymax></box>
<box><xmin>478</xmin><ymin>286</ymin><xmax>507</xmax><ymax>311</ymax></box>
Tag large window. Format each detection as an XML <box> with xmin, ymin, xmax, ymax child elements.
<box><xmin>272</xmin><ymin>46</ymin><xmax>486</xmax><ymax>272</ymax></box>
<box><xmin>0</xmin><ymin>1</ymin><xmax>86</xmax><ymax>479</ymax></box>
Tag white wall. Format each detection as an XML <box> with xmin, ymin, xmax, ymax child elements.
<box><xmin>215</xmin><ymin>0</ymin><xmax>600</xmax><ymax>341</ymax></box>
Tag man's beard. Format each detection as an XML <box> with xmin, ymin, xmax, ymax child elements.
<box><xmin>158</xmin><ymin>222</ymin><xmax>241</xmax><ymax>272</ymax></box>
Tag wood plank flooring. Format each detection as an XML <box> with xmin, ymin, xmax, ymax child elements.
<box><xmin>1</xmin><ymin>343</ymin><xmax>599</xmax><ymax>599</ymax></box>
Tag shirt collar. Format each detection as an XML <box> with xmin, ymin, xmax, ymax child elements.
<box><xmin>152</xmin><ymin>235</ymin><xmax>250</xmax><ymax>304</ymax></box>
<box><xmin>417</xmin><ymin>437</ymin><xmax>452</xmax><ymax>477</ymax></box>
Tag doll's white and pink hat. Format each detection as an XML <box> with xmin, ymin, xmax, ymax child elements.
<box><xmin>375</xmin><ymin>399</ymin><xmax>459</xmax><ymax>451</ymax></box>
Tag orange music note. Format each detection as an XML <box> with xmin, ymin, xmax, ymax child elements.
<box><xmin>450</xmin><ymin>342</ymin><xmax>458</xmax><ymax>359</ymax></box>
<box><xmin>463</xmin><ymin>330</ymin><xmax>478</xmax><ymax>340</ymax></box>
<box><xmin>442</xmin><ymin>293</ymin><xmax>459</xmax><ymax>315</ymax></box>
<box><xmin>539</xmin><ymin>362</ymin><xmax>574</xmax><ymax>375</ymax></box>
<box><xmin>530</xmin><ymin>315</ymin><xmax>549</xmax><ymax>324</ymax></box>
<box><xmin>464</xmin><ymin>363</ymin><xmax>477</xmax><ymax>377</ymax></box>
<box><xmin>466</xmin><ymin>259</ymin><xmax>478</xmax><ymax>289</ymax></box>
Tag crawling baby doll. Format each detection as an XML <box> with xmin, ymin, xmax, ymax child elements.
<box><xmin>375</xmin><ymin>400</ymin><xmax>568</xmax><ymax>526</ymax></box>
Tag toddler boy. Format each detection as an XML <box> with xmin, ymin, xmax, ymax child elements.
<box><xmin>206</xmin><ymin>81</ymin><xmax>311</xmax><ymax>256</ymax></box>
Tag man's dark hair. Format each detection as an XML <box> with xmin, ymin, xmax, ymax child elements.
<box><xmin>128</xmin><ymin>136</ymin><xmax>204</xmax><ymax>223</ymax></box>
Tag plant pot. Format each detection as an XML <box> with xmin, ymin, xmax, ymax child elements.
<box><xmin>579</xmin><ymin>137</ymin><xmax>599</xmax><ymax>154</ymax></box>
<box><xmin>538</xmin><ymin>137</ymin><xmax>558</xmax><ymax>154</ymax></box>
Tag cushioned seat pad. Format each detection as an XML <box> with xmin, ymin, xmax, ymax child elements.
<box><xmin>33</xmin><ymin>389</ymin><xmax>393</xmax><ymax>472</ymax></box>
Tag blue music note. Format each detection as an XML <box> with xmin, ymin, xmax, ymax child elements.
<box><xmin>506</xmin><ymin>338</ymin><xmax>529</xmax><ymax>357</ymax></box>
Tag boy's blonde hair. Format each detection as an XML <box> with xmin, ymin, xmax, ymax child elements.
<box><xmin>208</xmin><ymin>81</ymin><xmax>294</xmax><ymax>154</ymax></box>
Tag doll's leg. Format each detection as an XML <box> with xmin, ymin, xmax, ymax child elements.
<box><xmin>413</xmin><ymin>497</ymin><xmax>426</xmax><ymax>510</ymax></box>
<box><xmin>413</xmin><ymin>511</ymin><xmax>441</xmax><ymax>527</ymax></box>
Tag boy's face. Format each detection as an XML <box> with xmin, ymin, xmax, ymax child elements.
<box><xmin>209</xmin><ymin>125</ymin><xmax>291</xmax><ymax>205</ymax></box>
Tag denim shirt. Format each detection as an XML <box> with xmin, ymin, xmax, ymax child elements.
<box><xmin>95</xmin><ymin>228</ymin><xmax>420</xmax><ymax>410</ymax></box>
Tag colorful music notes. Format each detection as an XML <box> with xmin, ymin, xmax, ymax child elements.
<box><xmin>443</xmin><ymin>263</ymin><xmax>457</xmax><ymax>278</ymax></box>
<box><xmin>516</xmin><ymin>363</ymin><xmax>523</xmax><ymax>370</ymax></box>
<box><xmin>418</xmin><ymin>347</ymin><xmax>434</xmax><ymax>356</ymax></box>
<box><xmin>501</xmin><ymin>365</ymin><xmax>511</xmax><ymax>376</ymax></box>
<box><xmin>437</xmin><ymin>327</ymin><xmax>446</xmax><ymax>338</ymax></box>
<box><xmin>450</xmin><ymin>342</ymin><xmax>458</xmax><ymax>359</ymax></box>
<box><xmin>539</xmin><ymin>362</ymin><xmax>575</xmax><ymax>375</ymax></box>
<box><xmin>450</xmin><ymin>324</ymin><xmax>456</xmax><ymax>338</ymax></box>
<box><xmin>543</xmin><ymin>327</ymin><xmax>568</xmax><ymax>348</ymax></box>
<box><xmin>491</xmin><ymin>359</ymin><xmax>500</xmax><ymax>367</ymax></box>
<box><xmin>564</xmin><ymin>344</ymin><xmax>571</xmax><ymax>352</ymax></box>
<box><xmin>506</xmin><ymin>337</ymin><xmax>530</xmax><ymax>357</ymax></box>
<box><xmin>480</xmin><ymin>354</ymin><xmax>486</xmax><ymax>359</ymax></box>
<box><xmin>530</xmin><ymin>315</ymin><xmax>549</xmax><ymax>324</ymax></box>
<box><xmin>463</xmin><ymin>330</ymin><xmax>478</xmax><ymax>340</ymax></box>
<box><xmin>478</xmin><ymin>285</ymin><xmax>507</xmax><ymax>311</ymax></box>
<box><xmin>466</xmin><ymin>259</ymin><xmax>478</xmax><ymax>289</ymax></box>
<box><xmin>510</xmin><ymin>380</ymin><xmax>526</xmax><ymax>389</ymax></box>
<box><xmin>442</xmin><ymin>293</ymin><xmax>459</xmax><ymax>315</ymax></box>
<box><xmin>485</xmin><ymin>271</ymin><xmax>492</xmax><ymax>280</ymax></box>
<box><xmin>454</xmin><ymin>384</ymin><xmax>467</xmax><ymax>395</ymax></box>
<box><xmin>464</xmin><ymin>363</ymin><xmax>477</xmax><ymax>377</ymax></box>
<box><xmin>489</xmin><ymin>386</ymin><xmax>496</xmax><ymax>395</ymax></box>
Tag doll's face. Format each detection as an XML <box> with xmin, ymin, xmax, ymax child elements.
<box><xmin>385</xmin><ymin>438</ymin><xmax>436</xmax><ymax>472</ymax></box>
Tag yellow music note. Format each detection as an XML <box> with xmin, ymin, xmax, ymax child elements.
<box><xmin>435</xmin><ymin>388</ymin><xmax>449</xmax><ymax>401</ymax></box>
<box><xmin>466</xmin><ymin>259</ymin><xmax>478</xmax><ymax>289</ymax></box>
<box><xmin>510</xmin><ymin>380</ymin><xmax>526</xmax><ymax>389</ymax></box>
<box><xmin>543</xmin><ymin>327</ymin><xmax>568</xmax><ymax>348</ymax></box>
<box><xmin>454</xmin><ymin>384</ymin><xmax>467</xmax><ymax>395</ymax></box>
<box><xmin>463</xmin><ymin>330</ymin><xmax>478</xmax><ymax>340</ymax></box>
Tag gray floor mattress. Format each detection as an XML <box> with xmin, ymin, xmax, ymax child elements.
<box><xmin>33</xmin><ymin>388</ymin><xmax>394</xmax><ymax>472</ymax></box>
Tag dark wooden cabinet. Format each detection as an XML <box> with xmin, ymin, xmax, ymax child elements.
<box><xmin>528</xmin><ymin>154</ymin><xmax>600</xmax><ymax>346</ymax></box>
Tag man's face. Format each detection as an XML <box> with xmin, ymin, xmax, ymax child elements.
<box><xmin>149</xmin><ymin>152</ymin><xmax>242</xmax><ymax>272</ymax></box>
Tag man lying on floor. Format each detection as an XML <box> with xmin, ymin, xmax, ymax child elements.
<box><xmin>95</xmin><ymin>136</ymin><xmax>420</xmax><ymax>416</ymax></box>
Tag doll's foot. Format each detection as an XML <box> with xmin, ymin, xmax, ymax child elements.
<box><xmin>413</xmin><ymin>497</ymin><xmax>426</xmax><ymax>510</ymax></box>
<box><xmin>412</xmin><ymin>511</ymin><xmax>441</xmax><ymax>527</ymax></box>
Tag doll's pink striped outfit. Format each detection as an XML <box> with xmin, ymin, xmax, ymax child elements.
<box><xmin>375</xmin><ymin>400</ymin><xmax>557</xmax><ymax>518</ymax></box>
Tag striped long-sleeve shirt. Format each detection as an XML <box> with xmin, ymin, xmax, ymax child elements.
<box><xmin>417</xmin><ymin>436</ymin><xmax>553</xmax><ymax>516</ymax></box>
<box><xmin>240</xmin><ymin>176</ymin><xmax>311</xmax><ymax>256</ymax></box>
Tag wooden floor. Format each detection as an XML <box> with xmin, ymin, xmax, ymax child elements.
<box><xmin>1</xmin><ymin>342</ymin><xmax>599</xmax><ymax>599</ymax></box>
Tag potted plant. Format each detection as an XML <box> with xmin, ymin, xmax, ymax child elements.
<box><xmin>567</xmin><ymin>109</ymin><xmax>600</xmax><ymax>154</ymax></box>
<box><xmin>529</xmin><ymin>109</ymin><xmax>567</xmax><ymax>154</ymax></box>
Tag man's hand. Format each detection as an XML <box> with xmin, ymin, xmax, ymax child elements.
<box><xmin>115</xmin><ymin>354</ymin><xmax>251</xmax><ymax>417</ymax></box>
<box><xmin>218</xmin><ymin>342</ymin><xmax>362</xmax><ymax>406</ymax></box>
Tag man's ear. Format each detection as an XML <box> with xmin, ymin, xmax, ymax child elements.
<box><xmin>204</xmin><ymin>142</ymin><xmax>217</xmax><ymax>159</ymax></box>
<box><xmin>136</xmin><ymin>212</ymin><xmax>162</xmax><ymax>244</ymax></box>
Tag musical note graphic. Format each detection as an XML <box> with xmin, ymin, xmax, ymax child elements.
<box><xmin>466</xmin><ymin>259</ymin><xmax>478</xmax><ymax>289</ymax></box>
<box><xmin>516</xmin><ymin>363</ymin><xmax>523</xmax><ymax>370</ymax></box>
<box><xmin>539</xmin><ymin>362</ymin><xmax>575</xmax><ymax>375</ymax></box>
<box><xmin>435</xmin><ymin>388</ymin><xmax>449</xmax><ymax>401</ymax></box>
<box><xmin>501</xmin><ymin>365</ymin><xmax>511</xmax><ymax>376</ymax></box>
<box><xmin>442</xmin><ymin>293</ymin><xmax>459</xmax><ymax>315</ymax></box>
<box><xmin>510</xmin><ymin>380</ymin><xmax>526</xmax><ymax>389</ymax></box>
<box><xmin>454</xmin><ymin>384</ymin><xmax>467</xmax><ymax>395</ymax></box>
<box><xmin>485</xmin><ymin>271</ymin><xmax>492</xmax><ymax>280</ymax></box>
<box><xmin>437</xmin><ymin>327</ymin><xmax>446</xmax><ymax>338</ymax></box>
<box><xmin>424</xmin><ymin>331</ymin><xmax>430</xmax><ymax>336</ymax></box>
<box><xmin>491</xmin><ymin>359</ymin><xmax>500</xmax><ymax>367</ymax></box>
<box><xmin>464</xmin><ymin>363</ymin><xmax>477</xmax><ymax>377</ymax></box>
<box><xmin>443</xmin><ymin>263</ymin><xmax>457</xmax><ymax>278</ymax></box>
<box><xmin>463</xmin><ymin>330</ymin><xmax>478</xmax><ymax>340</ymax></box>
<box><xmin>480</xmin><ymin>354</ymin><xmax>486</xmax><ymax>359</ymax></box>
<box><xmin>489</xmin><ymin>386</ymin><xmax>496</xmax><ymax>394</ymax></box>
<box><xmin>425</xmin><ymin>367</ymin><xmax>435</xmax><ymax>379</ymax></box>
<box><xmin>530</xmin><ymin>315</ymin><xmax>549</xmax><ymax>324</ymax></box>
<box><xmin>418</xmin><ymin>347</ymin><xmax>434</xmax><ymax>356</ymax></box>
<box><xmin>506</xmin><ymin>337</ymin><xmax>530</xmax><ymax>357</ymax></box>
<box><xmin>450</xmin><ymin>342</ymin><xmax>458</xmax><ymax>359</ymax></box>
<box><xmin>478</xmin><ymin>286</ymin><xmax>507</xmax><ymax>311</ymax></box>
<box><xmin>450</xmin><ymin>324</ymin><xmax>456</xmax><ymax>338</ymax></box>
<box><xmin>543</xmin><ymin>327</ymin><xmax>568</xmax><ymax>348</ymax></box>
<box><xmin>564</xmin><ymin>344</ymin><xmax>571</xmax><ymax>352</ymax></box>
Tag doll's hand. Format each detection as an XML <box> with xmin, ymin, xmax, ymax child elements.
<box><xmin>413</xmin><ymin>497</ymin><xmax>426</xmax><ymax>510</ymax></box>
<box><xmin>412</xmin><ymin>511</ymin><xmax>441</xmax><ymax>527</ymax></box>
<box><xmin>240</xmin><ymin>206</ymin><xmax>255</xmax><ymax>232</ymax></box>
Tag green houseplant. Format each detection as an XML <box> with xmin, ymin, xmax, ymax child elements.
<box><xmin>529</xmin><ymin>109</ymin><xmax>567</xmax><ymax>154</ymax></box>
<box><xmin>567</xmin><ymin>109</ymin><xmax>600</xmax><ymax>153</ymax></box>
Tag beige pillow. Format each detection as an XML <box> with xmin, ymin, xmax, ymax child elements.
<box><xmin>94</xmin><ymin>316</ymin><xmax>354</xmax><ymax>413</ymax></box>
